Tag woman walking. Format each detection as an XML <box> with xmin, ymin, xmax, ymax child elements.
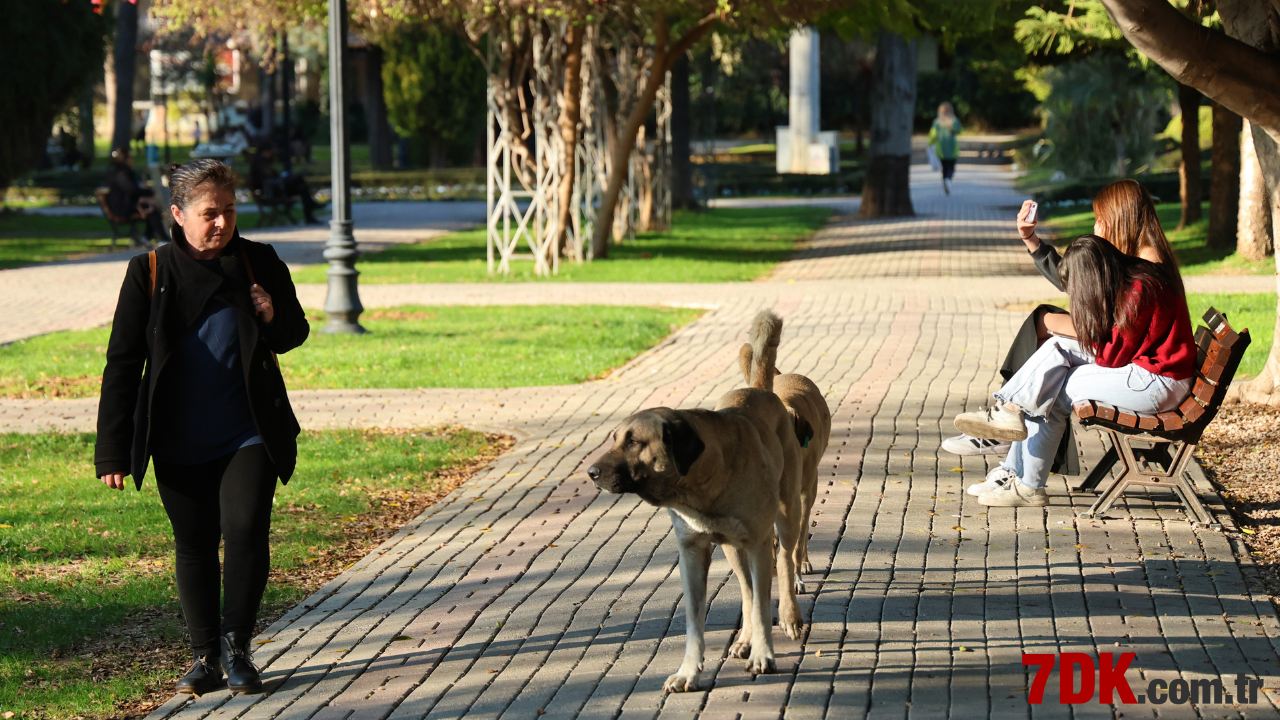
<box><xmin>927</xmin><ymin>101</ymin><xmax>962</xmax><ymax>195</ymax></box>
<box><xmin>94</xmin><ymin>159</ymin><xmax>310</xmax><ymax>695</ymax></box>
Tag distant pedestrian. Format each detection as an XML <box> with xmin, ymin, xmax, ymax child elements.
<box><xmin>192</xmin><ymin>120</ymin><xmax>202</xmax><ymax>148</ymax></box>
<box><xmin>927</xmin><ymin>101</ymin><xmax>963</xmax><ymax>195</ymax></box>
<box><xmin>95</xmin><ymin>159</ymin><xmax>310</xmax><ymax>696</ymax></box>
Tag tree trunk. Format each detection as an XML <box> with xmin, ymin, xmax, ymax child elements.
<box><xmin>110</xmin><ymin>0</ymin><xmax>138</xmax><ymax>153</ymax></box>
<box><xmin>1177</xmin><ymin>83</ymin><xmax>1203</xmax><ymax>229</ymax></box>
<box><xmin>78</xmin><ymin>84</ymin><xmax>95</xmax><ymax>168</ymax></box>
<box><xmin>555</xmin><ymin>24</ymin><xmax>584</xmax><ymax>258</ymax></box>
<box><xmin>365</xmin><ymin>46</ymin><xmax>393</xmax><ymax>170</ymax></box>
<box><xmin>857</xmin><ymin>31</ymin><xmax>916</xmax><ymax>219</ymax></box>
<box><xmin>1238</xmin><ymin>118</ymin><xmax>1273</xmax><ymax>260</ymax></box>
<box><xmin>670</xmin><ymin>53</ymin><xmax>696</xmax><ymax>210</ymax></box>
<box><xmin>1113</xmin><ymin>124</ymin><xmax>1127</xmax><ymax>177</ymax></box>
<box><xmin>590</xmin><ymin>14</ymin><xmax>716</xmax><ymax>260</ymax></box>
<box><xmin>1208</xmin><ymin>101</ymin><xmax>1241</xmax><ymax>249</ymax></box>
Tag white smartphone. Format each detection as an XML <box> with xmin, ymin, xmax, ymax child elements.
<box><xmin>1026</xmin><ymin>201</ymin><xmax>1038</xmax><ymax>223</ymax></box>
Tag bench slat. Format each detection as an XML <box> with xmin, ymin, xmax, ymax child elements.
<box><xmin>1072</xmin><ymin>400</ymin><xmax>1096</xmax><ymax>419</ymax></box>
<box><xmin>1137</xmin><ymin>413</ymin><xmax>1160</xmax><ymax>431</ymax></box>
<box><xmin>1116</xmin><ymin>408</ymin><xmax>1138</xmax><ymax>427</ymax></box>
<box><xmin>1157</xmin><ymin>411</ymin><xmax>1184</xmax><ymax>431</ymax></box>
<box><xmin>1179</xmin><ymin>395</ymin><xmax>1206</xmax><ymax>423</ymax></box>
<box><xmin>1192</xmin><ymin>378</ymin><xmax>1215</xmax><ymax>403</ymax></box>
<box><xmin>1095</xmin><ymin>403</ymin><xmax>1117</xmax><ymax>422</ymax></box>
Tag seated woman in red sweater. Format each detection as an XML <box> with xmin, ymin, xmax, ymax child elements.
<box><xmin>953</xmin><ymin>234</ymin><xmax>1196</xmax><ymax>507</ymax></box>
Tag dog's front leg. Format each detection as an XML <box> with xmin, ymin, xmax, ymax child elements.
<box><xmin>665</xmin><ymin>528</ymin><xmax>712</xmax><ymax>693</ymax></box>
<box><xmin>721</xmin><ymin>544</ymin><xmax>754</xmax><ymax>659</ymax></box>
<box><xmin>745</xmin><ymin>540</ymin><xmax>777</xmax><ymax>675</ymax></box>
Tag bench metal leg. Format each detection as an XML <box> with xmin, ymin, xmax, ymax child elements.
<box><xmin>1077</xmin><ymin>429</ymin><xmax>1220</xmax><ymax>529</ymax></box>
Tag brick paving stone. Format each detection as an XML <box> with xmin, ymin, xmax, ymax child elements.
<box><xmin>6</xmin><ymin>165</ymin><xmax>1279</xmax><ymax>720</ymax></box>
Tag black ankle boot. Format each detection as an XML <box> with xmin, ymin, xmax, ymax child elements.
<box><xmin>175</xmin><ymin>652</ymin><xmax>224</xmax><ymax>695</ymax></box>
<box><xmin>220</xmin><ymin>631</ymin><xmax>263</xmax><ymax>694</ymax></box>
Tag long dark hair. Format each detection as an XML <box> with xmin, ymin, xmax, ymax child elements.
<box><xmin>1060</xmin><ymin>234</ymin><xmax>1175</xmax><ymax>356</ymax></box>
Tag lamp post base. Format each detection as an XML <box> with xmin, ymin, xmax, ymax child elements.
<box><xmin>322</xmin><ymin>219</ymin><xmax>366</xmax><ymax>334</ymax></box>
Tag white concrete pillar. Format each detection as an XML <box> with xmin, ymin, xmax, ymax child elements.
<box><xmin>788</xmin><ymin>26</ymin><xmax>820</xmax><ymax>173</ymax></box>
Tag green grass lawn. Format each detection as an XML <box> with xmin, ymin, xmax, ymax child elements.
<box><xmin>0</xmin><ymin>427</ymin><xmax>506</xmax><ymax>719</ymax></box>
<box><xmin>0</xmin><ymin>211</ymin><xmax>266</xmax><ymax>270</ymax></box>
<box><xmin>1042</xmin><ymin>200</ymin><xmax>1273</xmax><ymax>276</ymax></box>
<box><xmin>1033</xmin><ymin>293</ymin><xmax>1274</xmax><ymax>379</ymax></box>
<box><xmin>0</xmin><ymin>305</ymin><xmax>701</xmax><ymax>399</ymax></box>
<box><xmin>290</xmin><ymin>207</ymin><xmax>832</xmax><ymax>284</ymax></box>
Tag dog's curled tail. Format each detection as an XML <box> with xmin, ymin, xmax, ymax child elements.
<box><xmin>742</xmin><ymin>310</ymin><xmax>782</xmax><ymax>392</ymax></box>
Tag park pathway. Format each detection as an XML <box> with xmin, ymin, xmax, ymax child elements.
<box><xmin>5</xmin><ymin>165</ymin><xmax>1280</xmax><ymax>719</ymax></box>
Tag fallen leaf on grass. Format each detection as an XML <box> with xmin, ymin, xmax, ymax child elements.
<box><xmin>1242</xmin><ymin>528</ymin><xmax>1256</xmax><ymax>535</ymax></box>
<box><xmin>253</xmin><ymin>639</ymin><xmax>276</xmax><ymax>645</ymax></box>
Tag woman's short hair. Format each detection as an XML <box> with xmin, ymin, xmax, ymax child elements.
<box><xmin>169</xmin><ymin>159</ymin><xmax>237</xmax><ymax>211</ymax></box>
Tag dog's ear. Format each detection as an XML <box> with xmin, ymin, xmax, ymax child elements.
<box><xmin>663</xmin><ymin>413</ymin><xmax>705</xmax><ymax>476</ymax></box>
<box><xmin>794</xmin><ymin>413</ymin><xmax>814</xmax><ymax>450</ymax></box>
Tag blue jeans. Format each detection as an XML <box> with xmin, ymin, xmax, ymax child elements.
<box><xmin>992</xmin><ymin>337</ymin><xmax>1191</xmax><ymax>489</ymax></box>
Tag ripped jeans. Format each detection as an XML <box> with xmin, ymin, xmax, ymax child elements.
<box><xmin>992</xmin><ymin>337</ymin><xmax>1191</xmax><ymax>490</ymax></box>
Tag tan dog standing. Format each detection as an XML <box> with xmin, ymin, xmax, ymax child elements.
<box><xmin>587</xmin><ymin>315</ymin><xmax>806</xmax><ymax>692</ymax></box>
<box><xmin>739</xmin><ymin>311</ymin><xmax>832</xmax><ymax>584</ymax></box>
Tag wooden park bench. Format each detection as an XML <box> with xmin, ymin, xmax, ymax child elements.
<box><xmin>252</xmin><ymin>183</ymin><xmax>298</xmax><ymax>228</ymax></box>
<box><xmin>93</xmin><ymin>187</ymin><xmax>148</xmax><ymax>249</ymax></box>
<box><xmin>1070</xmin><ymin>307</ymin><xmax>1251</xmax><ymax>529</ymax></box>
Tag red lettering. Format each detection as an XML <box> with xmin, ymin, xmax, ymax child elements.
<box><xmin>1060</xmin><ymin>652</ymin><xmax>1096</xmax><ymax>703</ymax></box>
<box><xmin>1022</xmin><ymin>654</ymin><xmax>1056</xmax><ymax>704</ymax></box>
<box><xmin>1098</xmin><ymin>652</ymin><xmax>1138</xmax><ymax>704</ymax></box>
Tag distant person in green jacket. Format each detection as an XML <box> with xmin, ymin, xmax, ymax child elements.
<box><xmin>927</xmin><ymin>102</ymin><xmax>963</xmax><ymax>195</ymax></box>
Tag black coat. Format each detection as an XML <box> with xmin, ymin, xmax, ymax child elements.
<box><xmin>94</xmin><ymin>228</ymin><xmax>310</xmax><ymax>488</ymax></box>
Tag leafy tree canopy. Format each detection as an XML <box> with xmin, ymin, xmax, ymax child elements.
<box><xmin>2</xmin><ymin>0</ymin><xmax>110</xmax><ymax>190</ymax></box>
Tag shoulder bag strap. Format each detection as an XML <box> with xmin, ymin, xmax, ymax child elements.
<box><xmin>147</xmin><ymin>250</ymin><xmax>157</xmax><ymax>297</ymax></box>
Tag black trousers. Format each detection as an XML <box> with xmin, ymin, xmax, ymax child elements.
<box><xmin>155</xmin><ymin>444</ymin><xmax>278</xmax><ymax>655</ymax></box>
<box><xmin>941</xmin><ymin>158</ymin><xmax>957</xmax><ymax>180</ymax></box>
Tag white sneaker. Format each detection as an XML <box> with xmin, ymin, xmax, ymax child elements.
<box><xmin>942</xmin><ymin>433</ymin><xmax>1012</xmax><ymax>457</ymax></box>
<box><xmin>954</xmin><ymin>403</ymin><xmax>1028</xmax><ymax>442</ymax></box>
<box><xmin>978</xmin><ymin>479</ymin><xmax>1048</xmax><ymax>507</ymax></box>
<box><xmin>966</xmin><ymin>466</ymin><xmax>1018</xmax><ymax>497</ymax></box>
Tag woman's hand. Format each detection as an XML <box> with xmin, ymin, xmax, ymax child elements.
<box><xmin>1017</xmin><ymin>199</ymin><xmax>1041</xmax><ymax>252</ymax></box>
<box><xmin>100</xmin><ymin>472</ymin><xmax>126</xmax><ymax>490</ymax></box>
<box><xmin>250</xmin><ymin>284</ymin><xmax>275</xmax><ymax>323</ymax></box>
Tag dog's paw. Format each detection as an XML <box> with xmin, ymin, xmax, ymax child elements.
<box><xmin>728</xmin><ymin>637</ymin><xmax>752</xmax><ymax>659</ymax></box>
<box><xmin>801</xmin><ymin>559</ymin><xmax>813</xmax><ymax>574</ymax></box>
<box><xmin>793</xmin><ymin>576</ymin><xmax>807</xmax><ymax>595</ymax></box>
<box><xmin>746</xmin><ymin>654</ymin><xmax>777</xmax><ymax>675</ymax></box>
<box><xmin>779</xmin><ymin>609</ymin><xmax>804</xmax><ymax>640</ymax></box>
<box><xmin>664</xmin><ymin>671</ymin><xmax>701</xmax><ymax>693</ymax></box>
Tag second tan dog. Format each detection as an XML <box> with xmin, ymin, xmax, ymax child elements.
<box><xmin>739</xmin><ymin>311</ymin><xmax>833</xmax><ymax>586</ymax></box>
<box><xmin>587</xmin><ymin>314</ymin><xmax>806</xmax><ymax>692</ymax></box>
